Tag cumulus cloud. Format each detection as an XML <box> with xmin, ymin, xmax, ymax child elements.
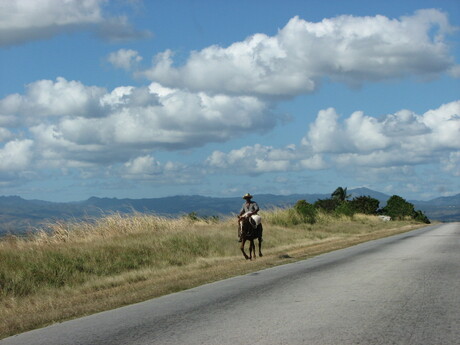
<box><xmin>0</xmin><ymin>0</ymin><xmax>150</xmax><ymax>47</ymax></box>
<box><xmin>206</xmin><ymin>144</ymin><xmax>327</xmax><ymax>175</ymax></box>
<box><xmin>301</xmin><ymin>101</ymin><xmax>460</xmax><ymax>169</ymax></box>
<box><xmin>302</xmin><ymin>108</ymin><xmax>391</xmax><ymax>154</ymax></box>
<box><xmin>141</xmin><ymin>9</ymin><xmax>458</xmax><ymax>97</ymax></box>
<box><xmin>121</xmin><ymin>154</ymin><xmax>192</xmax><ymax>183</ymax></box>
<box><xmin>39</xmin><ymin>82</ymin><xmax>274</xmax><ymax>152</ymax></box>
<box><xmin>0</xmin><ymin>77</ymin><xmax>277</xmax><ymax>171</ymax></box>
<box><xmin>0</xmin><ymin>139</ymin><xmax>34</xmax><ymax>172</ymax></box>
<box><xmin>0</xmin><ymin>78</ymin><xmax>106</xmax><ymax>121</ymax></box>
<box><xmin>206</xmin><ymin>100</ymin><xmax>460</xmax><ymax>176</ymax></box>
<box><xmin>108</xmin><ymin>49</ymin><xmax>143</xmax><ymax>70</ymax></box>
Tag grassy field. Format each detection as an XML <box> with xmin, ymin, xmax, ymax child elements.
<box><xmin>0</xmin><ymin>209</ymin><xmax>429</xmax><ymax>339</ymax></box>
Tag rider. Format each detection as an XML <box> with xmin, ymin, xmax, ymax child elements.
<box><xmin>237</xmin><ymin>193</ymin><xmax>259</xmax><ymax>242</ymax></box>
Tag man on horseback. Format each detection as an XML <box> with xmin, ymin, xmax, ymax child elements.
<box><xmin>237</xmin><ymin>193</ymin><xmax>259</xmax><ymax>242</ymax></box>
<box><xmin>238</xmin><ymin>193</ymin><xmax>263</xmax><ymax>259</ymax></box>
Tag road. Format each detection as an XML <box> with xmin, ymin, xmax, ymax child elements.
<box><xmin>1</xmin><ymin>222</ymin><xmax>459</xmax><ymax>345</ymax></box>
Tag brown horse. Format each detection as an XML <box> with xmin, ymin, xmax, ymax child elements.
<box><xmin>239</xmin><ymin>216</ymin><xmax>263</xmax><ymax>260</ymax></box>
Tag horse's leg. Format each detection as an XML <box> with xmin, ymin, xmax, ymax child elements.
<box><xmin>248</xmin><ymin>239</ymin><xmax>252</xmax><ymax>260</ymax></box>
<box><xmin>250</xmin><ymin>239</ymin><xmax>256</xmax><ymax>260</ymax></box>
<box><xmin>240</xmin><ymin>238</ymin><xmax>249</xmax><ymax>260</ymax></box>
<box><xmin>258</xmin><ymin>237</ymin><xmax>263</xmax><ymax>257</ymax></box>
<box><xmin>257</xmin><ymin>224</ymin><xmax>263</xmax><ymax>257</ymax></box>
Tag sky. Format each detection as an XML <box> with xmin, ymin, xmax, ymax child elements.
<box><xmin>0</xmin><ymin>0</ymin><xmax>459</xmax><ymax>202</ymax></box>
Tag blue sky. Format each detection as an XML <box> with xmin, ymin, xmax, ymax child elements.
<box><xmin>0</xmin><ymin>0</ymin><xmax>459</xmax><ymax>202</ymax></box>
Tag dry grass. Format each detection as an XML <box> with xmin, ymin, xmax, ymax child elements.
<box><xmin>0</xmin><ymin>211</ymin><xmax>428</xmax><ymax>339</ymax></box>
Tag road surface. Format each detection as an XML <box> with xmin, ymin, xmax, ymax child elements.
<box><xmin>1</xmin><ymin>222</ymin><xmax>459</xmax><ymax>344</ymax></box>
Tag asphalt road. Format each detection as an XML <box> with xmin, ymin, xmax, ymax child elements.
<box><xmin>2</xmin><ymin>222</ymin><xmax>459</xmax><ymax>345</ymax></box>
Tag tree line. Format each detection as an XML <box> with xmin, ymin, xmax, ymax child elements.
<box><xmin>293</xmin><ymin>187</ymin><xmax>430</xmax><ymax>225</ymax></box>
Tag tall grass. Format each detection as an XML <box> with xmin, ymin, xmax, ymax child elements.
<box><xmin>0</xmin><ymin>210</ymin><xmax>420</xmax><ymax>299</ymax></box>
<box><xmin>0</xmin><ymin>213</ymin><xmax>237</xmax><ymax>298</ymax></box>
<box><xmin>0</xmin><ymin>209</ymin><xmax>427</xmax><ymax>338</ymax></box>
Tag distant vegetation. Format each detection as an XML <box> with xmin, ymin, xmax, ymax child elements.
<box><xmin>0</xmin><ymin>199</ymin><xmax>430</xmax><ymax>338</ymax></box>
<box><xmin>295</xmin><ymin>187</ymin><xmax>430</xmax><ymax>224</ymax></box>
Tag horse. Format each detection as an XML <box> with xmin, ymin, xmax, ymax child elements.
<box><xmin>239</xmin><ymin>214</ymin><xmax>263</xmax><ymax>260</ymax></box>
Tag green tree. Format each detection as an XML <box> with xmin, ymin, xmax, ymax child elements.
<box><xmin>382</xmin><ymin>195</ymin><xmax>415</xmax><ymax>220</ymax></box>
<box><xmin>331</xmin><ymin>187</ymin><xmax>351</xmax><ymax>202</ymax></box>
<box><xmin>349</xmin><ymin>196</ymin><xmax>380</xmax><ymax>215</ymax></box>
<box><xmin>314</xmin><ymin>198</ymin><xmax>340</xmax><ymax>212</ymax></box>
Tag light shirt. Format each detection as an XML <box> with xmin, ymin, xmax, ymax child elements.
<box><xmin>240</xmin><ymin>201</ymin><xmax>259</xmax><ymax>215</ymax></box>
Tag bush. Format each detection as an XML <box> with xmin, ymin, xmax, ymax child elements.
<box><xmin>349</xmin><ymin>196</ymin><xmax>380</xmax><ymax>215</ymax></box>
<box><xmin>335</xmin><ymin>202</ymin><xmax>355</xmax><ymax>217</ymax></box>
<box><xmin>413</xmin><ymin>210</ymin><xmax>431</xmax><ymax>224</ymax></box>
<box><xmin>382</xmin><ymin>195</ymin><xmax>415</xmax><ymax>220</ymax></box>
<box><xmin>294</xmin><ymin>200</ymin><xmax>317</xmax><ymax>224</ymax></box>
<box><xmin>185</xmin><ymin>212</ymin><xmax>200</xmax><ymax>221</ymax></box>
<box><xmin>314</xmin><ymin>198</ymin><xmax>340</xmax><ymax>213</ymax></box>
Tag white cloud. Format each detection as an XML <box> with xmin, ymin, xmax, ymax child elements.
<box><xmin>108</xmin><ymin>49</ymin><xmax>143</xmax><ymax>70</ymax></box>
<box><xmin>124</xmin><ymin>155</ymin><xmax>162</xmax><ymax>175</ymax></box>
<box><xmin>0</xmin><ymin>0</ymin><xmax>150</xmax><ymax>47</ymax></box>
<box><xmin>0</xmin><ymin>139</ymin><xmax>34</xmax><ymax>172</ymax></box>
<box><xmin>301</xmin><ymin>100</ymin><xmax>460</xmax><ymax>169</ymax></box>
<box><xmin>122</xmin><ymin>154</ymin><xmax>186</xmax><ymax>181</ymax></box>
<box><xmin>442</xmin><ymin>151</ymin><xmax>460</xmax><ymax>176</ymax></box>
<box><xmin>1</xmin><ymin>72</ymin><xmax>457</xmax><ymax>185</ymax></box>
<box><xmin>119</xmin><ymin>154</ymin><xmax>202</xmax><ymax>185</ymax></box>
<box><xmin>206</xmin><ymin>144</ymin><xmax>325</xmax><ymax>174</ymax></box>
<box><xmin>0</xmin><ymin>77</ymin><xmax>106</xmax><ymax>120</ymax></box>
<box><xmin>301</xmin><ymin>108</ymin><xmax>349</xmax><ymax>153</ymax></box>
<box><xmin>299</xmin><ymin>154</ymin><xmax>328</xmax><ymax>170</ymax></box>
<box><xmin>208</xmin><ymin>100</ymin><xmax>460</xmax><ymax>177</ymax></box>
<box><xmin>0</xmin><ymin>78</ymin><xmax>277</xmax><ymax>170</ymax></box>
<box><xmin>420</xmin><ymin>101</ymin><xmax>460</xmax><ymax>150</ymax></box>
<box><xmin>345</xmin><ymin>111</ymin><xmax>390</xmax><ymax>151</ymax></box>
<box><xmin>142</xmin><ymin>9</ymin><xmax>458</xmax><ymax>97</ymax></box>
<box><xmin>301</xmin><ymin>108</ymin><xmax>390</xmax><ymax>153</ymax></box>
<box><xmin>57</xmin><ymin>83</ymin><xmax>274</xmax><ymax>150</ymax></box>
<box><xmin>381</xmin><ymin>109</ymin><xmax>429</xmax><ymax>137</ymax></box>
<box><xmin>333</xmin><ymin>150</ymin><xmax>431</xmax><ymax>168</ymax></box>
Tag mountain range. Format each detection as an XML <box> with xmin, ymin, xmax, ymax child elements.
<box><xmin>0</xmin><ymin>188</ymin><xmax>459</xmax><ymax>236</ymax></box>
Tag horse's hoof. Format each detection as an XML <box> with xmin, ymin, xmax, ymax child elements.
<box><xmin>259</xmin><ymin>253</ymin><xmax>263</xmax><ymax>257</ymax></box>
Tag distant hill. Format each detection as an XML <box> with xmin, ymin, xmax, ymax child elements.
<box><xmin>1</xmin><ymin>189</ymin><xmax>459</xmax><ymax>236</ymax></box>
<box><xmin>347</xmin><ymin>187</ymin><xmax>392</xmax><ymax>205</ymax></box>
<box><xmin>411</xmin><ymin>193</ymin><xmax>460</xmax><ymax>223</ymax></box>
